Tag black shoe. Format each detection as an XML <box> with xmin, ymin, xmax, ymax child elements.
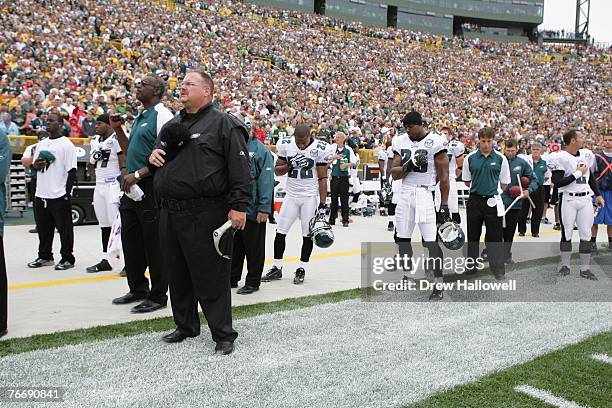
<box><xmin>387</xmin><ymin>221</ymin><xmax>394</xmax><ymax>232</ymax></box>
<box><xmin>28</xmin><ymin>228</ymin><xmax>37</xmax><ymax>234</ymax></box>
<box><xmin>162</xmin><ymin>330</ymin><xmax>192</xmax><ymax>343</ymax></box>
<box><xmin>86</xmin><ymin>259</ymin><xmax>112</xmax><ymax>273</ymax></box>
<box><xmin>342</xmin><ymin>222</ymin><xmax>349</xmax><ymax>227</ymax></box>
<box><xmin>112</xmin><ymin>292</ymin><xmax>148</xmax><ymax>305</ymax></box>
<box><xmin>293</xmin><ymin>267</ymin><xmax>305</xmax><ymax>284</ymax></box>
<box><xmin>532</xmin><ymin>233</ymin><xmax>540</xmax><ymax>238</ymax></box>
<box><xmin>261</xmin><ymin>266</ymin><xmax>282</xmax><ymax>282</ymax></box>
<box><xmin>130</xmin><ymin>299</ymin><xmax>166</xmax><ymax>314</ymax></box>
<box><xmin>429</xmin><ymin>288</ymin><xmax>444</xmax><ymax>301</ymax></box>
<box><xmin>231</xmin><ymin>282</ymin><xmax>238</xmax><ymax>288</ymax></box>
<box><xmin>237</xmin><ymin>285</ymin><xmax>259</xmax><ymax>295</ymax></box>
<box><xmin>0</xmin><ymin>329</ymin><xmax>7</xmax><ymax>339</ymax></box>
<box><xmin>542</xmin><ymin>217</ymin><xmax>551</xmax><ymax>224</ymax></box>
<box><xmin>494</xmin><ymin>272</ymin><xmax>506</xmax><ymax>280</ymax></box>
<box><xmin>27</xmin><ymin>258</ymin><xmax>54</xmax><ymax>268</ymax></box>
<box><xmin>526</xmin><ymin>217</ymin><xmax>531</xmax><ymax>223</ymax></box>
<box><xmin>553</xmin><ymin>223</ymin><xmax>561</xmax><ymax>231</ymax></box>
<box><xmin>505</xmin><ymin>257</ymin><xmax>514</xmax><ymax>265</ymax></box>
<box><xmin>54</xmin><ymin>260</ymin><xmax>74</xmax><ymax>270</ymax></box>
<box><xmin>558</xmin><ymin>265</ymin><xmax>570</xmax><ymax>277</ymax></box>
<box><xmin>518</xmin><ymin>232</ymin><xmax>525</xmax><ymax>237</ymax></box>
<box><xmin>579</xmin><ymin>269</ymin><xmax>597</xmax><ymax>281</ymax></box>
<box><xmin>269</xmin><ymin>219</ymin><xmax>277</xmax><ymax>224</ymax></box>
<box><xmin>215</xmin><ymin>341</ymin><xmax>234</xmax><ymax>355</ymax></box>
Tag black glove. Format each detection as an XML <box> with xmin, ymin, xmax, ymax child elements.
<box><xmin>437</xmin><ymin>204</ymin><xmax>451</xmax><ymax>225</ymax></box>
<box><xmin>317</xmin><ymin>202</ymin><xmax>327</xmax><ymax>216</ymax></box>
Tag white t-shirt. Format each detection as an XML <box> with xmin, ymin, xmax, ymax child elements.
<box><xmin>90</xmin><ymin>133</ymin><xmax>122</xmax><ymax>183</ymax></box>
<box><xmin>392</xmin><ymin>131</ymin><xmax>447</xmax><ymax>189</ymax></box>
<box><xmin>33</xmin><ymin>136</ymin><xmax>78</xmax><ymax>199</ymax></box>
<box><xmin>276</xmin><ymin>136</ymin><xmax>334</xmax><ymax>198</ymax></box>
<box><xmin>547</xmin><ymin>149</ymin><xmax>595</xmax><ymax>195</ymax></box>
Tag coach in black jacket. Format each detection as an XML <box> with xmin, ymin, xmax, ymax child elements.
<box><xmin>148</xmin><ymin>69</ymin><xmax>252</xmax><ymax>355</ymax></box>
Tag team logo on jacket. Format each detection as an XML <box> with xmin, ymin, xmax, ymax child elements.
<box><xmin>190</xmin><ymin>133</ymin><xmax>200</xmax><ymax>139</ymax></box>
<box><xmin>424</xmin><ymin>139</ymin><xmax>434</xmax><ymax>148</ymax></box>
<box><xmin>310</xmin><ymin>149</ymin><xmax>318</xmax><ymax>158</ymax></box>
<box><xmin>513</xmin><ymin>166</ymin><xmax>521</xmax><ymax>172</ymax></box>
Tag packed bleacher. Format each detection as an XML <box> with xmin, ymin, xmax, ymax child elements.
<box><xmin>0</xmin><ymin>0</ymin><xmax>610</xmax><ymax>154</ymax></box>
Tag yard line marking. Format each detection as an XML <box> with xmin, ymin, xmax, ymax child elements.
<box><xmin>514</xmin><ymin>385</ymin><xmax>589</xmax><ymax>408</ymax></box>
<box><xmin>591</xmin><ymin>354</ymin><xmax>612</xmax><ymax>365</ymax></box>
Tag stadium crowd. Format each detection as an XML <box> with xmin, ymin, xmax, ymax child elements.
<box><xmin>0</xmin><ymin>0</ymin><xmax>610</xmax><ymax>152</ymax></box>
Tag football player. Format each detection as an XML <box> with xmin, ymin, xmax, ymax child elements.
<box><xmin>548</xmin><ymin>129</ymin><xmax>605</xmax><ymax>280</ymax></box>
<box><xmin>435</xmin><ymin>126</ymin><xmax>464</xmax><ymax>224</ymax></box>
<box><xmin>86</xmin><ymin>114</ymin><xmax>125</xmax><ymax>273</ymax></box>
<box><xmin>390</xmin><ymin>111</ymin><xmax>450</xmax><ymax>300</ymax></box>
<box><xmin>262</xmin><ymin>125</ymin><xmax>334</xmax><ymax>284</ymax></box>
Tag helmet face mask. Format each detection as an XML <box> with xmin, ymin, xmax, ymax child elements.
<box><xmin>309</xmin><ymin>213</ymin><xmax>334</xmax><ymax>248</ymax></box>
<box><xmin>213</xmin><ymin>220</ymin><xmax>237</xmax><ymax>259</ymax></box>
<box><xmin>437</xmin><ymin>221</ymin><xmax>465</xmax><ymax>250</ymax></box>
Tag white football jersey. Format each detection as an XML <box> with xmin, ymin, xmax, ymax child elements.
<box><xmin>276</xmin><ymin>136</ymin><xmax>334</xmax><ymax>198</ymax></box>
<box><xmin>547</xmin><ymin>149</ymin><xmax>595</xmax><ymax>194</ymax></box>
<box><xmin>393</xmin><ymin>131</ymin><xmax>447</xmax><ymax>189</ymax></box>
<box><xmin>90</xmin><ymin>133</ymin><xmax>122</xmax><ymax>182</ymax></box>
<box><xmin>447</xmin><ymin>138</ymin><xmax>465</xmax><ymax>177</ymax></box>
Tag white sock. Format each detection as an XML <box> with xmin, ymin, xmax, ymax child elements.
<box><xmin>102</xmin><ymin>252</ymin><xmax>108</xmax><ymax>261</ymax></box>
<box><xmin>300</xmin><ymin>261</ymin><xmax>308</xmax><ymax>271</ymax></box>
<box><xmin>579</xmin><ymin>253</ymin><xmax>591</xmax><ymax>272</ymax></box>
<box><xmin>273</xmin><ymin>259</ymin><xmax>283</xmax><ymax>269</ymax></box>
<box><xmin>560</xmin><ymin>251</ymin><xmax>571</xmax><ymax>268</ymax></box>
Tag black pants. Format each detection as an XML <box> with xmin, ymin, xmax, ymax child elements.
<box><xmin>466</xmin><ymin>195</ymin><xmax>505</xmax><ymax>276</ymax></box>
<box><xmin>120</xmin><ymin>178</ymin><xmax>167</xmax><ymax>304</ymax></box>
<box><xmin>518</xmin><ymin>186</ymin><xmax>545</xmax><ymax>235</ymax></box>
<box><xmin>34</xmin><ymin>196</ymin><xmax>74</xmax><ymax>262</ymax></box>
<box><xmin>503</xmin><ymin>209</ymin><xmax>521</xmax><ymax>260</ymax></box>
<box><xmin>330</xmin><ymin>176</ymin><xmax>350</xmax><ymax>224</ymax></box>
<box><xmin>1</xmin><ymin>236</ymin><xmax>7</xmax><ymax>332</ymax></box>
<box><xmin>159</xmin><ymin>202</ymin><xmax>237</xmax><ymax>343</ymax></box>
<box><xmin>230</xmin><ymin>219</ymin><xmax>267</xmax><ymax>288</ymax></box>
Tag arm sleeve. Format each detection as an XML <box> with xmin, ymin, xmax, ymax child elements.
<box><xmin>224</xmin><ymin>126</ymin><xmax>253</xmax><ymax>212</ymax></box>
<box><xmin>588</xmin><ymin>171</ymin><xmax>602</xmax><ymax>196</ymax></box>
<box><xmin>256</xmin><ymin>147</ymin><xmax>274</xmax><ymax>214</ymax></box>
<box><xmin>65</xmin><ymin>168</ymin><xmax>76</xmax><ymax>196</ymax></box>
<box><xmin>551</xmin><ymin>170</ymin><xmax>577</xmax><ymax>188</ymax></box>
<box><xmin>156</xmin><ymin>107</ymin><xmax>174</xmax><ymax>137</ymax></box>
<box><xmin>500</xmin><ymin>156</ymin><xmax>511</xmax><ymax>185</ymax></box>
<box><xmin>462</xmin><ymin>154</ymin><xmax>472</xmax><ymax>182</ymax></box>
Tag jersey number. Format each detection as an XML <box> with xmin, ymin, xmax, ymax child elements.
<box><xmin>289</xmin><ymin>158</ymin><xmax>315</xmax><ymax>179</ymax></box>
<box><xmin>400</xmin><ymin>149</ymin><xmax>428</xmax><ymax>173</ymax></box>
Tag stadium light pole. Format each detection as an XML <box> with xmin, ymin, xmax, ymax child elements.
<box><xmin>574</xmin><ymin>0</ymin><xmax>591</xmax><ymax>40</ymax></box>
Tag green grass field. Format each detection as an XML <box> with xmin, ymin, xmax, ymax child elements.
<box><xmin>409</xmin><ymin>330</ymin><xmax>612</xmax><ymax>408</ymax></box>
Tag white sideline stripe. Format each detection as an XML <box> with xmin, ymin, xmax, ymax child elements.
<box><xmin>514</xmin><ymin>385</ymin><xmax>589</xmax><ymax>408</ymax></box>
<box><xmin>591</xmin><ymin>354</ymin><xmax>612</xmax><ymax>365</ymax></box>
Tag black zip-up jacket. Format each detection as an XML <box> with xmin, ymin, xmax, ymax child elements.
<box><xmin>152</xmin><ymin>103</ymin><xmax>252</xmax><ymax>211</ymax></box>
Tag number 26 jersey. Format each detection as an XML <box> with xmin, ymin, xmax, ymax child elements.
<box><xmin>392</xmin><ymin>131</ymin><xmax>447</xmax><ymax>189</ymax></box>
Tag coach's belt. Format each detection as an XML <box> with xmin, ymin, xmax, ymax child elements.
<box><xmin>469</xmin><ymin>193</ymin><xmax>495</xmax><ymax>199</ymax></box>
<box><xmin>566</xmin><ymin>192</ymin><xmax>589</xmax><ymax>197</ymax></box>
<box><xmin>159</xmin><ymin>196</ymin><xmax>225</xmax><ymax>211</ymax></box>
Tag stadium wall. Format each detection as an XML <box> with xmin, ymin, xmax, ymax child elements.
<box><xmin>246</xmin><ymin>0</ymin><xmax>542</xmax><ymax>39</ymax></box>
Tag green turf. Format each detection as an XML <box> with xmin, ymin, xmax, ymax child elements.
<box><xmin>408</xmin><ymin>330</ymin><xmax>612</xmax><ymax>408</ymax></box>
<box><xmin>0</xmin><ymin>288</ymin><xmax>363</xmax><ymax>357</ymax></box>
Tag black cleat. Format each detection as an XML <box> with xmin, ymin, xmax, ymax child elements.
<box><xmin>553</xmin><ymin>223</ymin><xmax>561</xmax><ymax>231</ymax></box>
<box><xmin>54</xmin><ymin>260</ymin><xmax>75</xmax><ymax>270</ymax></box>
<box><xmin>27</xmin><ymin>258</ymin><xmax>54</xmax><ymax>268</ymax></box>
<box><xmin>86</xmin><ymin>259</ymin><xmax>112</xmax><ymax>273</ymax></box>
<box><xmin>215</xmin><ymin>341</ymin><xmax>234</xmax><ymax>355</ymax></box>
<box><xmin>518</xmin><ymin>232</ymin><xmax>525</xmax><ymax>237</ymax></box>
<box><xmin>261</xmin><ymin>266</ymin><xmax>282</xmax><ymax>282</ymax></box>
<box><xmin>429</xmin><ymin>288</ymin><xmax>444</xmax><ymax>301</ymax></box>
<box><xmin>558</xmin><ymin>265</ymin><xmax>570</xmax><ymax>277</ymax></box>
<box><xmin>579</xmin><ymin>269</ymin><xmax>597</xmax><ymax>281</ymax></box>
<box><xmin>293</xmin><ymin>268</ymin><xmax>306</xmax><ymax>284</ymax></box>
<box><xmin>387</xmin><ymin>221</ymin><xmax>394</xmax><ymax>231</ymax></box>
